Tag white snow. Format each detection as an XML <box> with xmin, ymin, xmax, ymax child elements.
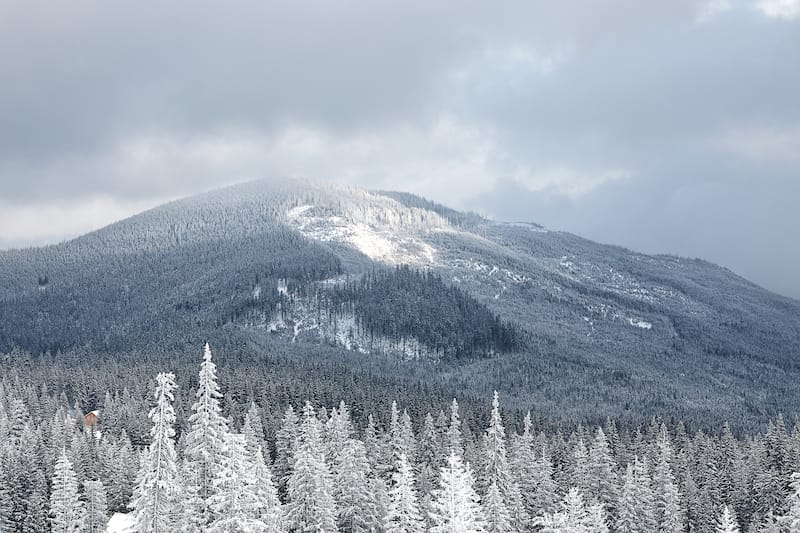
<box><xmin>628</xmin><ymin>318</ymin><xmax>653</xmax><ymax>330</ymax></box>
<box><xmin>286</xmin><ymin>205</ymin><xmax>437</xmax><ymax>265</ymax></box>
<box><xmin>276</xmin><ymin>278</ymin><xmax>289</xmax><ymax>296</ymax></box>
<box><xmin>106</xmin><ymin>513</ymin><xmax>134</xmax><ymax>533</ymax></box>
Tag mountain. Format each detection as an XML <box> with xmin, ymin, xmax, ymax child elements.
<box><xmin>1</xmin><ymin>179</ymin><xmax>799</xmax><ymax>430</ymax></box>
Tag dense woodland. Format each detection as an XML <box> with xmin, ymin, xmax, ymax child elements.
<box><xmin>3</xmin><ymin>344</ymin><xmax>800</xmax><ymax>532</ymax></box>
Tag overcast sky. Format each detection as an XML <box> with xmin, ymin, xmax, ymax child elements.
<box><xmin>1</xmin><ymin>0</ymin><xmax>798</xmax><ymax>298</ymax></box>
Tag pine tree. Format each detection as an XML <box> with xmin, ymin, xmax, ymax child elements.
<box><xmin>385</xmin><ymin>453</ymin><xmax>425</xmax><ymax>533</ymax></box>
<box><xmin>634</xmin><ymin>456</ymin><xmax>657</xmax><ymax>532</ymax></box>
<box><xmin>653</xmin><ymin>433</ymin><xmax>685</xmax><ymax>533</ymax></box>
<box><xmin>333</xmin><ymin>438</ymin><xmax>381</xmax><ymax>532</ymax></box>
<box><xmin>208</xmin><ymin>433</ymin><xmax>284</xmax><ymax>533</ymax></box>
<box><xmin>429</xmin><ymin>452</ymin><xmax>486</xmax><ymax>533</ymax></box>
<box><xmin>446</xmin><ymin>399</ymin><xmax>463</xmax><ymax>459</ymax></box>
<box><xmin>130</xmin><ymin>372</ymin><xmax>180</xmax><ymax>533</ymax></box>
<box><xmin>717</xmin><ymin>505</ymin><xmax>740</xmax><ymax>533</ymax></box>
<box><xmin>616</xmin><ymin>464</ymin><xmax>639</xmax><ymax>533</ymax></box>
<box><xmin>50</xmin><ymin>447</ymin><xmax>86</xmax><ymax>533</ymax></box>
<box><xmin>780</xmin><ymin>472</ymin><xmax>800</xmax><ymax>532</ymax></box>
<box><xmin>183</xmin><ymin>343</ymin><xmax>230</xmax><ymax>524</ymax></box>
<box><xmin>479</xmin><ymin>392</ymin><xmax>511</xmax><ymax>495</ymax></box>
<box><xmin>285</xmin><ymin>402</ymin><xmax>338</xmax><ymax>532</ymax></box>
<box><xmin>587</xmin><ymin>427</ymin><xmax>618</xmax><ymax>519</ymax></box>
<box><xmin>484</xmin><ymin>482</ymin><xmax>512</xmax><ymax>533</ymax></box>
<box><xmin>274</xmin><ymin>404</ymin><xmax>299</xmax><ymax>497</ymax></box>
<box><xmin>535</xmin><ymin>488</ymin><xmax>609</xmax><ymax>533</ymax></box>
<box><xmin>82</xmin><ymin>480</ymin><xmax>109</xmax><ymax>533</ymax></box>
<box><xmin>242</xmin><ymin>401</ymin><xmax>266</xmax><ymax>458</ymax></box>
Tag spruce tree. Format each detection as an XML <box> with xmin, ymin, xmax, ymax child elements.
<box><xmin>274</xmin><ymin>404</ymin><xmax>299</xmax><ymax>497</ymax></box>
<box><xmin>484</xmin><ymin>482</ymin><xmax>512</xmax><ymax>533</ymax></box>
<box><xmin>653</xmin><ymin>433</ymin><xmax>685</xmax><ymax>533</ymax></box>
<box><xmin>429</xmin><ymin>452</ymin><xmax>486</xmax><ymax>533</ymax></box>
<box><xmin>616</xmin><ymin>463</ymin><xmax>639</xmax><ymax>533</ymax></box>
<box><xmin>333</xmin><ymin>438</ymin><xmax>381</xmax><ymax>532</ymax></box>
<box><xmin>285</xmin><ymin>402</ymin><xmax>338</xmax><ymax>532</ymax></box>
<box><xmin>446</xmin><ymin>399</ymin><xmax>463</xmax><ymax>459</ymax></box>
<box><xmin>587</xmin><ymin>427</ymin><xmax>618</xmax><ymax>519</ymax></box>
<box><xmin>242</xmin><ymin>401</ymin><xmax>266</xmax><ymax>458</ymax></box>
<box><xmin>50</xmin><ymin>447</ymin><xmax>86</xmax><ymax>533</ymax></box>
<box><xmin>183</xmin><ymin>343</ymin><xmax>230</xmax><ymax>524</ymax></box>
<box><xmin>717</xmin><ymin>505</ymin><xmax>740</xmax><ymax>533</ymax></box>
<box><xmin>130</xmin><ymin>372</ymin><xmax>180</xmax><ymax>533</ymax></box>
<box><xmin>780</xmin><ymin>473</ymin><xmax>800</xmax><ymax>532</ymax></box>
<box><xmin>208</xmin><ymin>433</ymin><xmax>283</xmax><ymax>533</ymax></box>
<box><xmin>385</xmin><ymin>453</ymin><xmax>425</xmax><ymax>533</ymax></box>
<box><xmin>82</xmin><ymin>480</ymin><xmax>109</xmax><ymax>533</ymax></box>
<box><xmin>535</xmin><ymin>488</ymin><xmax>609</xmax><ymax>533</ymax></box>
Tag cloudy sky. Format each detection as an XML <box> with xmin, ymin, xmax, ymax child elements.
<box><xmin>1</xmin><ymin>0</ymin><xmax>798</xmax><ymax>298</ymax></box>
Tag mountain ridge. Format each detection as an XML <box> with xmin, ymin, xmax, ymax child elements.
<box><xmin>1</xmin><ymin>178</ymin><xmax>799</xmax><ymax>429</ymax></box>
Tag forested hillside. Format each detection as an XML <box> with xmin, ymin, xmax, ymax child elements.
<box><xmin>0</xmin><ymin>179</ymin><xmax>799</xmax><ymax>430</ymax></box>
<box><xmin>2</xmin><ymin>344</ymin><xmax>800</xmax><ymax>533</ymax></box>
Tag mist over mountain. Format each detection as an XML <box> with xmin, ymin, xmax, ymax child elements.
<box><xmin>1</xmin><ymin>179</ymin><xmax>798</xmax><ymax>430</ymax></box>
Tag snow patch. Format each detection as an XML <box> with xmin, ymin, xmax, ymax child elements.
<box><xmin>107</xmin><ymin>513</ymin><xmax>135</xmax><ymax>533</ymax></box>
<box><xmin>286</xmin><ymin>205</ymin><xmax>437</xmax><ymax>265</ymax></box>
<box><xmin>628</xmin><ymin>318</ymin><xmax>653</xmax><ymax>330</ymax></box>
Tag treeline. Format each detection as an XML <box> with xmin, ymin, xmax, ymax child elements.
<box><xmin>3</xmin><ymin>345</ymin><xmax>800</xmax><ymax>532</ymax></box>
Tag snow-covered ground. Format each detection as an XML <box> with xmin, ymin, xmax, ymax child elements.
<box><xmin>107</xmin><ymin>513</ymin><xmax>134</xmax><ymax>533</ymax></box>
<box><xmin>286</xmin><ymin>204</ymin><xmax>437</xmax><ymax>265</ymax></box>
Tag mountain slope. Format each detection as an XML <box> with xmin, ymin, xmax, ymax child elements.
<box><xmin>1</xmin><ymin>179</ymin><xmax>798</xmax><ymax>428</ymax></box>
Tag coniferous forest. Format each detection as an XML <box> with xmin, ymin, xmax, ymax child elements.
<box><xmin>3</xmin><ymin>343</ymin><xmax>800</xmax><ymax>532</ymax></box>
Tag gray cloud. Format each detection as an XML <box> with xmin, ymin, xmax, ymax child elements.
<box><xmin>1</xmin><ymin>0</ymin><xmax>798</xmax><ymax>298</ymax></box>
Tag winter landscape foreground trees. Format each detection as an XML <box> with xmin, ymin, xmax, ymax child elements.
<box><xmin>4</xmin><ymin>345</ymin><xmax>800</xmax><ymax>531</ymax></box>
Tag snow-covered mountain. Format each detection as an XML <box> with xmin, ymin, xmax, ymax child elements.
<box><xmin>1</xmin><ymin>179</ymin><xmax>799</xmax><ymax>426</ymax></box>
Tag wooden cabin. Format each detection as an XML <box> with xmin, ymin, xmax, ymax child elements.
<box><xmin>84</xmin><ymin>410</ymin><xmax>100</xmax><ymax>429</ymax></box>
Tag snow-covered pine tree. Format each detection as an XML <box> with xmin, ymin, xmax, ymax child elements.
<box><xmin>325</xmin><ymin>401</ymin><xmax>354</xmax><ymax>465</ymax></box>
<box><xmin>569</xmin><ymin>438</ymin><xmax>591</xmax><ymax>496</ymax></box>
<box><xmin>385</xmin><ymin>452</ymin><xmax>425</xmax><ymax>533</ymax></box>
<box><xmin>130</xmin><ymin>372</ymin><xmax>180</xmax><ymax>533</ymax></box>
<box><xmin>717</xmin><ymin>505</ymin><xmax>740</xmax><ymax>533</ymax></box>
<box><xmin>616</xmin><ymin>463</ymin><xmax>638</xmax><ymax>533</ymax></box>
<box><xmin>634</xmin><ymin>456</ymin><xmax>657</xmax><ymax>532</ymax></box>
<box><xmin>653</xmin><ymin>432</ymin><xmax>685</xmax><ymax>533</ymax></box>
<box><xmin>509</xmin><ymin>414</ymin><xmax>557</xmax><ymax>518</ymax></box>
<box><xmin>534</xmin><ymin>488</ymin><xmax>608</xmax><ymax>533</ymax></box>
<box><xmin>484</xmin><ymin>482</ymin><xmax>512</xmax><ymax>533</ymax></box>
<box><xmin>587</xmin><ymin>427</ymin><xmax>618</xmax><ymax>520</ymax></box>
<box><xmin>285</xmin><ymin>402</ymin><xmax>338</xmax><ymax>532</ymax></box>
<box><xmin>333</xmin><ymin>438</ymin><xmax>381</xmax><ymax>532</ymax></box>
<box><xmin>446</xmin><ymin>399</ymin><xmax>463</xmax><ymax>459</ymax></box>
<box><xmin>242</xmin><ymin>401</ymin><xmax>266</xmax><ymax>458</ymax></box>
<box><xmin>183</xmin><ymin>343</ymin><xmax>230</xmax><ymax>524</ymax></box>
<box><xmin>779</xmin><ymin>473</ymin><xmax>800</xmax><ymax>532</ymax></box>
<box><xmin>274</xmin><ymin>404</ymin><xmax>299</xmax><ymax>497</ymax></box>
<box><xmin>477</xmin><ymin>391</ymin><xmax>528</xmax><ymax>531</ymax></box>
<box><xmin>208</xmin><ymin>433</ymin><xmax>283</xmax><ymax>533</ymax></box>
<box><xmin>50</xmin><ymin>447</ymin><xmax>86</xmax><ymax>533</ymax></box>
<box><xmin>251</xmin><ymin>446</ymin><xmax>285</xmax><ymax>533</ymax></box>
<box><xmin>429</xmin><ymin>452</ymin><xmax>487</xmax><ymax>533</ymax></box>
<box><xmin>479</xmin><ymin>392</ymin><xmax>510</xmax><ymax>495</ymax></box>
<box><xmin>0</xmin><ymin>424</ymin><xmax>50</xmax><ymax>532</ymax></box>
<box><xmin>416</xmin><ymin>412</ymin><xmax>441</xmax><ymax>499</ymax></box>
<box><xmin>82</xmin><ymin>480</ymin><xmax>109</xmax><ymax>533</ymax></box>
